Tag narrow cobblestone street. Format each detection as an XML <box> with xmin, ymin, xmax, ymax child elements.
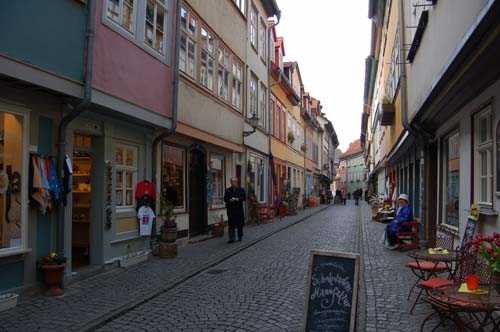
<box><xmin>1</xmin><ymin>203</ymin><xmax>446</xmax><ymax>331</ymax></box>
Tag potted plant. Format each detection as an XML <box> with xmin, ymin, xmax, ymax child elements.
<box><xmin>213</xmin><ymin>214</ymin><xmax>225</xmax><ymax>237</ymax></box>
<box><xmin>287</xmin><ymin>132</ymin><xmax>295</xmax><ymax>144</ymax></box>
<box><xmin>472</xmin><ymin>233</ymin><xmax>500</xmax><ymax>292</ymax></box>
<box><xmin>158</xmin><ymin>198</ymin><xmax>178</xmax><ymax>258</ymax></box>
<box><xmin>38</xmin><ymin>252</ymin><xmax>67</xmax><ymax>296</ymax></box>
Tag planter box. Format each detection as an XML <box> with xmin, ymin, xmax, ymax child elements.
<box><xmin>0</xmin><ymin>293</ymin><xmax>18</xmax><ymax>312</ymax></box>
<box><xmin>381</xmin><ymin>102</ymin><xmax>395</xmax><ymax>126</ymax></box>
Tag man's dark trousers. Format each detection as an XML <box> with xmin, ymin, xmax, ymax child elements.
<box><xmin>228</xmin><ymin>223</ymin><xmax>243</xmax><ymax>241</ymax></box>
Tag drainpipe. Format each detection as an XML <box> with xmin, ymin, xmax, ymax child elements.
<box><xmin>152</xmin><ymin>0</ymin><xmax>181</xmax><ymax>191</ymax></box>
<box><xmin>56</xmin><ymin>0</ymin><xmax>96</xmax><ymax>255</ymax></box>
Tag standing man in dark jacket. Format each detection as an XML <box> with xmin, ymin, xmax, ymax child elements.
<box><xmin>224</xmin><ymin>178</ymin><xmax>246</xmax><ymax>243</ymax></box>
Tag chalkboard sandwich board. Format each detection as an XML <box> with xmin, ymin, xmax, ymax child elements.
<box><xmin>304</xmin><ymin>250</ymin><xmax>360</xmax><ymax>332</ymax></box>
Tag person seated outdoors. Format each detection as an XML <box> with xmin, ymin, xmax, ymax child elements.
<box><xmin>385</xmin><ymin>194</ymin><xmax>413</xmax><ymax>250</ymax></box>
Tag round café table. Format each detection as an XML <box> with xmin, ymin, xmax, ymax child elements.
<box><xmin>422</xmin><ymin>283</ymin><xmax>500</xmax><ymax>331</ymax></box>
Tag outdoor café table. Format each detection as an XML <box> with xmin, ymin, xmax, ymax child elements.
<box><xmin>406</xmin><ymin>249</ymin><xmax>460</xmax><ymax>310</ymax></box>
<box><xmin>423</xmin><ymin>283</ymin><xmax>500</xmax><ymax>331</ymax></box>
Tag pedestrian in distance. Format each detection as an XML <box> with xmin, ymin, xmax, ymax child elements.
<box><xmin>224</xmin><ymin>177</ymin><xmax>246</xmax><ymax>243</ymax></box>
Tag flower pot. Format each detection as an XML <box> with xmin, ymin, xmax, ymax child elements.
<box><xmin>41</xmin><ymin>264</ymin><xmax>65</xmax><ymax>296</ymax></box>
<box><xmin>161</xmin><ymin>219</ymin><xmax>177</xmax><ymax>243</ymax></box>
<box><xmin>159</xmin><ymin>242</ymin><xmax>177</xmax><ymax>259</ymax></box>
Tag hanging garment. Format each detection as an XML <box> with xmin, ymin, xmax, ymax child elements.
<box><xmin>47</xmin><ymin>159</ymin><xmax>62</xmax><ymax>201</ymax></box>
<box><xmin>137</xmin><ymin>205</ymin><xmax>155</xmax><ymax>236</ymax></box>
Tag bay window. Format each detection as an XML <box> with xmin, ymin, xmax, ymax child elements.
<box><xmin>249</xmin><ymin>74</ymin><xmax>258</xmax><ymax>118</ymax></box>
<box><xmin>115</xmin><ymin>144</ymin><xmax>138</xmax><ymax>209</ymax></box>
<box><xmin>232</xmin><ymin>61</ymin><xmax>242</xmax><ymax>109</ymax></box>
<box><xmin>106</xmin><ymin>0</ymin><xmax>135</xmax><ymax>34</ymax></box>
<box><xmin>250</xmin><ymin>5</ymin><xmax>258</xmax><ymax>49</ymax></box>
<box><xmin>474</xmin><ymin>107</ymin><xmax>493</xmax><ymax>205</ymax></box>
<box><xmin>441</xmin><ymin>131</ymin><xmax>460</xmax><ymax>228</ymax></box>
<box><xmin>209</xmin><ymin>154</ymin><xmax>225</xmax><ymax>207</ymax></box>
<box><xmin>161</xmin><ymin>144</ymin><xmax>185</xmax><ymax>209</ymax></box>
<box><xmin>200</xmin><ymin>28</ymin><xmax>215</xmax><ymax>90</ymax></box>
<box><xmin>258</xmin><ymin>83</ymin><xmax>267</xmax><ymax>128</ymax></box>
<box><xmin>144</xmin><ymin>0</ymin><xmax>167</xmax><ymax>54</ymax></box>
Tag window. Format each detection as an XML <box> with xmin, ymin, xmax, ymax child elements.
<box><xmin>259</xmin><ymin>19</ymin><xmax>266</xmax><ymax>61</ymax></box>
<box><xmin>249</xmin><ymin>5</ymin><xmax>258</xmax><ymax>49</ymax></box>
<box><xmin>233</xmin><ymin>0</ymin><xmax>245</xmax><ymax>14</ymax></box>
<box><xmin>115</xmin><ymin>144</ymin><xmax>138</xmax><ymax>209</ymax></box>
<box><xmin>442</xmin><ymin>131</ymin><xmax>460</xmax><ymax>228</ymax></box>
<box><xmin>249</xmin><ymin>74</ymin><xmax>258</xmax><ymax>118</ymax></box>
<box><xmin>200</xmin><ymin>28</ymin><xmax>215</xmax><ymax>90</ymax></box>
<box><xmin>179</xmin><ymin>7</ymin><xmax>196</xmax><ymax>78</ymax></box>
<box><xmin>217</xmin><ymin>49</ymin><xmax>230</xmax><ymax>100</ymax></box>
<box><xmin>209</xmin><ymin>154</ymin><xmax>224</xmax><ymax>207</ymax></box>
<box><xmin>258</xmin><ymin>83</ymin><xmax>267</xmax><ymax>128</ymax></box>
<box><xmin>474</xmin><ymin>107</ymin><xmax>493</xmax><ymax>205</ymax></box>
<box><xmin>0</xmin><ymin>111</ymin><xmax>26</xmax><ymax>252</ymax></box>
<box><xmin>145</xmin><ymin>0</ymin><xmax>167</xmax><ymax>54</ymax></box>
<box><xmin>106</xmin><ymin>0</ymin><xmax>135</xmax><ymax>33</ymax></box>
<box><xmin>161</xmin><ymin>144</ymin><xmax>185</xmax><ymax>209</ymax></box>
<box><xmin>231</xmin><ymin>61</ymin><xmax>242</xmax><ymax>109</ymax></box>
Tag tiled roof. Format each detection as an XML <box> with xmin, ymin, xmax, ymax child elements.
<box><xmin>340</xmin><ymin>139</ymin><xmax>363</xmax><ymax>159</ymax></box>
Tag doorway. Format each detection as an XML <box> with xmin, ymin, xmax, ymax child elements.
<box><xmin>72</xmin><ymin>134</ymin><xmax>92</xmax><ymax>269</ymax></box>
<box><xmin>189</xmin><ymin>145</ymin><xmax>207</xmax><ymax>237</ymax></box>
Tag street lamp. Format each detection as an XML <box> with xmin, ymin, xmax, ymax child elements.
<box><xmin>243</xmin><ymin>113</ymin><xmax>259</xmax><ymax>137</ymax></box>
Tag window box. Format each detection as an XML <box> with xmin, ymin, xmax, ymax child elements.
<box><xmin>380</xmin><ymin>101</ymin><xmax>395</xmax><ymax>126</ymax></box>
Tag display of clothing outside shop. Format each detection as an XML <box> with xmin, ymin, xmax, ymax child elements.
<box><xmin>30</xmin><ymin>155</ymin><xmax>62</xmax><ymax>215</ymax></box>
<box><xmin>137</xmin><ymin>205</ymin><xmax>155</xmax><ymax>236</ymax></box>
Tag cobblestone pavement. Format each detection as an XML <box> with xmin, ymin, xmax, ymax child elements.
<box><xmin>96</xmin><ymin>204</ymin><xmax>359</xmax><ymax>332</ymax></box>
<box><xmin>0</xmin><ymin>205</ymin><xmax>329</xmax><ymax>332</ymax></box>
<box><xmin>360</xmin><ymin>203</ymin><xmax>444</xmax><ymax>332</ymax></box>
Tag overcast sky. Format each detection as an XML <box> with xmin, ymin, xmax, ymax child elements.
<box><xmin>276</xmin><ymin>0</ymin><xmax>371</xmax><ymax>152</ymax></box>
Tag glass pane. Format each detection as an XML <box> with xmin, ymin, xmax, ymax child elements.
<box><xmin>0</xmin><ymin>112</ymin><xmax>24</xmax><ymax>249</ymax></box>
<box><xmin>146</xmin><ymin>1</ymin><xmax>154</xmax><ymax>23</ymax></box>
<box><xmin>480</xmin><ymin>151</ymin><xmax>487</xmax><ymax>176</ymax></box>
<box><xmin>180</xmin><ymin>7</ymin><xmax>187</xmax><ymax>29</ymax></box>
<box><xmin>126</xmin><ymin>171</ymin><xmax>133</xmax><ymax>189</ymax></box>
<box><xmin>115</xmin><ymin>147</ymin><xmax>124</xmax><ymax>165</ymax></box>
<box><xmin>162</xmin><ymin>145</ymin><xmax>185</xmax><ymax>208</ymax></box>
<box><xmin>445</xmin><ymin>133</ymin><xmax>460</xmax><ymax>228</ymax></box>
<box><xmin>480</xmin><ymin>117</ymin><xmax>488</xmax><ymax>143</ymax></box>
<box><xmin>126</xmin><ymin>190</ymin><xmax>133</xmax><ymax>206</ymax></box>
<box><xmin>126</xmin><ymin>148</ymin><xmax>134</xmax><ymax>166</ymax></box>
<box><xmin>116</xmin><ymin>190</ymin><xmax>123</xmax><ymax>206</ymax></box>
<box><xmin>116</xmin><ymin>170</ymin><xmax>123</xmax><ymax>189</ymax></box>
<box><xmin>145</xmin><ymin>22</ymin><xmax>154</xmax><ymax>46</ymax></box>
<box><xmin>156</xmin><ymin>5</ymin><xmax>165</xmax><ymax>32</ymax></box>
<box><xmin>122</xmin><ymin>1</ymin><xmax>134</xmax><ymax>32</ymax></box>
<box><xmin>107</xmin><ymin>0</ymin><xmax>120</xmax><ymax>21</ymax></box>
<box><xmin>481</xmin><ymin>178</ymin><xmax>487</xmax><ymax>202</ymax></box>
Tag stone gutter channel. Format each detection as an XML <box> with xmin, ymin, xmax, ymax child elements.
<box><xmin>82</xmin><ymin>205</ymin><xmax>332</xmax><ymax>332</ymax></box>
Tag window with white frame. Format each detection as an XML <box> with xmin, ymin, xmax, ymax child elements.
<box><xmin>179</xmin><ymin>7</ymin><xmax>196</xmax><ymax>78</ymax></box>
<box><xmin>200</xmin><ymin>27</ymin><xmax>215</xmax><ymax>90</ymax></box>
<box><xmin>474</xmin><ymin>107</ymin><xmax>493</xmax><ymax>205</ymax></box>
<box><xmin>258</xmin><ymin>83</ymin><xmax>266</xmax><ymax>128</ymax></box>
<box><xmin>209</xmin><ymin>154</ymin><xmax>225</xmax><ymax>207</ymax></box>
<box><xmin>233</xmin><ymin>0</ymin><xmax>245</xmax><ymax>14</ymax></box>
<box><xmin>249</xmin><ymin>74</ymin><xmax>258</xmax><ymax>118</ymax></box>
<box><xmin>217</xmin><ymin>48</ymin><xmax>230</xmax><ymax>100</ymax></box>
<box><xmin>106</xmin><ymin>0</ymin><xmax>136</xmax><ymax>33</ymax></box>
<box><xmin>144</xmin><ymin>0</ymin><xmax>167</xmax><ymax>54</ymax></box>
<box><xmin>114</xmin><ymin>144</ymin><xmax>138</xmax><ymax>209</ymax></box>
<box><xmin>232</xmin><ymin>61</ymin><xmax>242</xmax><ymax>109</ymax></box>
<box><xmin>249</xmin><ymin>5</ymin><xmax>258</xmax><ymax>49</ymax></box>
<box><xmin>248</xmin><ymin>154</ymin><xmax>266</xmax><ymax>203</ymax></box>
<box><xmin>259</xmin><ymin>19</ymin><xmax>266</xmax><ymax>61</ymax></box>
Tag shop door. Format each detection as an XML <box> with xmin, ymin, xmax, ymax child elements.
<box><xmin>72</xmin><ymin>134</ymin><xmax>93</xmax><ymax>269</ymax></box>
<box><xmin>189</xmin><ymin>147</ymin><xmax>207</xmax><ymax>236</ymax></box>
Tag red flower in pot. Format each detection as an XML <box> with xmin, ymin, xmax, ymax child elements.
<box><xmin>38</xmin><ymin>252</ymin><xmax>67</xmax><ymax>296</ymax></box>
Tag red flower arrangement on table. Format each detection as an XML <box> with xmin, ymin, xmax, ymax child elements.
<box><xmin>471</xmin><ymin>233</ymin><xmax>500</xmax><ymax>274</ymax></box>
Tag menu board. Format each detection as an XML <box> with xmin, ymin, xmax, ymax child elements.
<box><xmin>304</xmin><ymin>250</ymin><xmax>360</xmax><ymax>332</ymax></box>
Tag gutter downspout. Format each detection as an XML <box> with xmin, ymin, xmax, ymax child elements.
<box><xmin>57</xmin><ymin>0</ymin><xmax>96</xmax><ymax>255</ymax></box>
<box><xmin>152</xmin><ymin>0</ymin><xmax>181</xmax><ymax>189</ymax></box>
